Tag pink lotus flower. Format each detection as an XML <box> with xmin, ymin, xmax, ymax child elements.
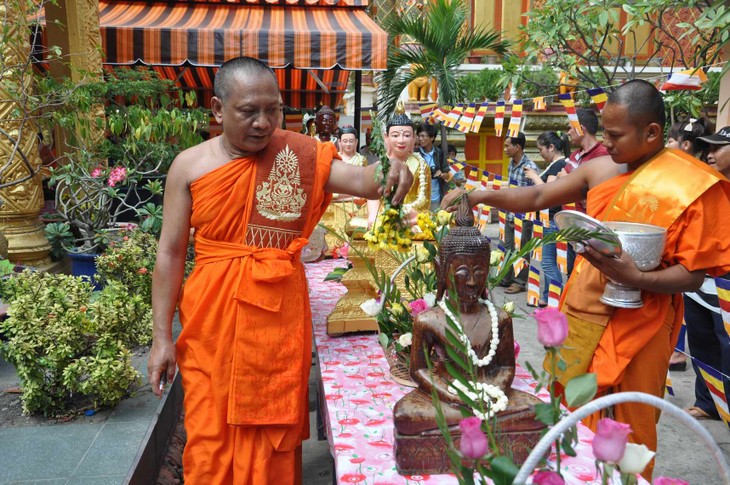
<box><xmin>459</xmin><ymin>417</ymin><xmax>488</xmax><ymax>459</ymax></box>
<box><xmin>533</xmin><ymin>470</ymin><xmax>565</xmax><ymax>485</ymax></box>
<box><xmin>409</xmin><ymin>298</ymin><xmax>429</xmax><ymax>316</ymax></box>
<box><xmin>533</xmin><ymin>307</ymin><xmax>569</xmax><ymax>347</ymax></box>
<box><xmin>653</xmin><ymin>477</ymin><xmax>689</xmax><ymax>485</ymax></box>
<box><xmin>592</xmin><ymin>418</ymin><xmax>632</xmax><ymax>464</ymax></box>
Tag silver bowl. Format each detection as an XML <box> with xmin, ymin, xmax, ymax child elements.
<box><xmin>600</xmin><ymin>222</ymin><xmax>667</xmax><ymax>308</ymax></box>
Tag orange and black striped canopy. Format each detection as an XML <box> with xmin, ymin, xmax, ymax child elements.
<box><xmin>100</xmin><ymin>0</ymin><xmax>387</xmax><ymax>70</ymax></box>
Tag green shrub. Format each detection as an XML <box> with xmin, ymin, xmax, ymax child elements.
<box><xmin>96</xmin><ymin>228</ymin><xmax>157</xmax><ymax>303</ymax></box>
<box><xmin>0</xmin><ymin>272</ymin><xmax>142</xmax><ymax>416</ymax></box>
<box><xmin>459</xmin><ymin>68</ymin><xmax>507</xmax><ymax>102</ymax></box>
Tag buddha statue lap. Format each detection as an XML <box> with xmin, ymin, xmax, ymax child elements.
<box><xmin>392</xmin><ymin>198</ymin><xmax>546</xmax><ymax>475</ymax></box>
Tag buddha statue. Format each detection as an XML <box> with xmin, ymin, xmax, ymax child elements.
<box><xmin>314</xmin><ymin>105</ymin><xmax>338</xmax><ymax>144</ymax></box>
<box><xmin>392</xmin><ymin>198</ymin><xmax>546</xmax><ymax>474</ymax></box>
<box><xmin>337</xmin><ymin>125</ymin><xmax>366</xmax><ymax>168</ymax></box>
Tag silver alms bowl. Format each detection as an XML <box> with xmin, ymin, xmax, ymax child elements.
<box><xmin>600</xmin><ymin>222</ymin><xmax>667</xmax><ymax>308</ymax></box>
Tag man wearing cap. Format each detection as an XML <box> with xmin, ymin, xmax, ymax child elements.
<box><xmin>682</xmin><ymin>126</ymin><xmax>730</xmax><ymax>421</ymax></box>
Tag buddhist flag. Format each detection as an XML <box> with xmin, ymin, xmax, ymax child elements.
<box><xmin>563</xmin><ymin>202</ymin><xmax>577</xmax><ymax>211</ymax></box>
<box><xmin>531</xmin><ymin>221</ymin><xmax>543</xmax><ymax>262</ymax></box>
<box><xmin>361</xmin><ymin>110</ymin><xmax>374</xmax><ymax>130</ymax></box>
<box><xmin>587</xmin><ymin>87</ymin><xmax>608</xmax><ymax>112</ymax></box>
<box><xmin>556</xmin><ymin>240</ymin><xmax>568</xmax><ymax>275</ymax></box>
<box><xmin>527</xmin><ymin>264</ymin><xmax>541</xmax><ymax>306</ymax></box>
<box><xmin>539</xmin><ymin>208</ymin><xmax>550</xmax><ymax>226</ymax></box>
<box><xmin>515</xmin><ymin>214</ymin><xmax>523</xmax><ymax>250</ymax></box>
<box><xmin>480</xmin><ymin>170</ymin><xmax>491</xmax><ymax>189</ymax></box>
<box><xmin>532</xmin><ymin>97</ymin><xmax>547</xmax><ymax>112</ymax></box>
<box><xmin>695</xmin><ymin>359</ymin><xmax>730</xmax><ymax>428</ymax></box>
<box><xmin>498</xmin><ymin>211</ymin><xmax>506</xmax><ymax>241</ymax></box>
<box><xmin>479</xmin><ymin>204</ymin><xmax>491</xmax><ymax>229</ymax></box>
<box><xmin>419</xmin><ymin>103</ymin><xmax>438</xmax><ymax>121</ymax></box>
<box><xmin>471</xmin><ymin>102</ymin><xmax>489</xmax><ymax>133</ymax></box>
<box><xmin>524</xmin><ymin>211</ymin><xmax>536</xmax><ymax>222</ymax></box>
<box><xmin>492</xmin><ymin>174</ymin><xmax>503</xmax><ymax>190</ymax></box>
<box><xmin>445</xmin><ymin>105</ymin><xmax>464</xmax><ymax>128</ymax></box>
<box><xmin>513</xmin><ymin>257</ymin><xmax>528</xmax><ymax>277</ymax></box>
<box><xmin>285</xmin><ymin>112</ymin><xmax>304</xmax><ymax>132</ymax></box>
<box><xmin>497</xmin><ymin>243</ymin><xmax>508</xmax><ymax>273</ymax></box>
<box><xmin>494</xmin><ymin>101</ymin><xmax>506</xmax><ymax>137</ymax></box>
<box><xmin>456</xmin><ymin>103</ymin><xmax>477</xmax><ymax>133</ymax></box>
<box><xmin>449</xmin><ymin>161</ymin><xmax>466</xmax><ymax>177</ymax></box>
<box><xmin>666</xmin><ymin>372</ymin><xmax>675</xmax><ymax>397</ymax></box>
<box><xmin>548</xmin><ymin>279</ymin><xmax>562</xmax><ymax>308</ymax></box>
<box><xmin>506</xmin><ymin>99</ymin><xmax>523</xmax><ymax>138</ymax></box>
<box><xmin>433</xmin><ymin>107</ymin><xmax>449</xmax><ymax>123</ymax></box>
<box><xmin>715</xmin><ymin>277</ymin><xmax>730</xmax><ymax>339</ymax></box>
<box><xmin>661</xmin><ymin>67</ymin><xmax>708</xmax><ymax>91</ymax></box>
<box><xmin>465</xmin><ymin>168</ymin><xmax>481</xmax><ymax>191</ymax></box>
<box><xmin>558</xmin><ymin>93</ymin><xmax>583</xmax><ymax>136</ymax></box>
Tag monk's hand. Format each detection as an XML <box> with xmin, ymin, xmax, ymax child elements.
<box><xmin>580</xmin><ymin>244</ymin><xmax>643</xmax><ymax>287</ymax></box>
<box><xmin>148</xmin><ymin>338</ymin><xmax>177</xmax><ymax>398</ymax></box>
<box><xmin>440</xmin><ymin>188</ymin><xmax>467</xmax><ymax>212</ymax></box>
<box><xmin>382</xmin><ymin>157</ymin><xmax>413</xmax><ymax>205</ymax></box>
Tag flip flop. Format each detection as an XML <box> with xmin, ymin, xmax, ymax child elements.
<box><xmin>685</xmin><ymin>406</ymin><xmax>717</xmax><ymax>420</ymax></box>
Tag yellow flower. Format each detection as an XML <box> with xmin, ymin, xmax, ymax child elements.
<box><xmin>436</xmin><ymin>210</ymin><xmax>452</xmax><ymax>226</ymax></box>
<box><xmin>391</xmin><ymin>302</ymin><xmax>404</xmax><ymax>316</ymax></box>
<box><xmin>490</xmin><ymin>250</ymin><xmax>504</xmax><ymax>266</ymax></box>
<box><xmin>415</xmin><ymin>246</ymin><xmax>430</xmax><ymax>263</ymax></box>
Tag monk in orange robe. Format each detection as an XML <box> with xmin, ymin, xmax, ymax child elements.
<box><xmin>442</xmin><ymin>80</ymin><xmax>730</xmax><ymax>480</ymax></box>
<box><xmin>147</xmin><ymin>57</ymin><xmax>413</xmax><ymax>484</ymax></box>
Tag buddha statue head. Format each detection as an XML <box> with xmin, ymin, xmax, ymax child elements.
<box><xmin>435</xmin><ymin>196</ymin><xmax>491</xmax><ymax>313</ymax></box>
<box><xmin>339</xmin><ymin>125</ymin><xmax>358</xmax><ymax>158</ymax></box>
<box><xmin>385</xmin><ymin>101</ymin><xmax>415</xmax><ymax>161</ymax></box>
<box><xmin>315</xmin><ymin>105</ymin><xmax>337</xmax><ymax>141</ymax></box>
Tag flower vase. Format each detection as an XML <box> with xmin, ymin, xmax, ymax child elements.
<box><xmin>67</xmin><ymin>252</ymin><xmax>102</xmax><ymax>290</ymax></box>
<box><xmin>383</xmin><ymin>334</ymin><xmax>417</xmax><ymax>388</ymax></box>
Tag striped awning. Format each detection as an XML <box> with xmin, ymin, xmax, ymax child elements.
<box><xmin>100</xmin><ymin>0</ymin><xmax>387</xmax><ymax>70</ymax></box>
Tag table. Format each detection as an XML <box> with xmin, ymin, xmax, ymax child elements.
<box><xmin>307</xmin><ymin>260</ymin><xmax>615</xmax><ymax>484</ymax></box>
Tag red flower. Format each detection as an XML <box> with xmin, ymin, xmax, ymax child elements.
<box><xmin>367</xmin><ymin>439</ymin><xmax>391</xmax><ymax>448</ymax></box>
<box><xmin>325</xmin><ymin>394</ymin><xmax>343</xmax><ymax>401</ymax></box>
<box><xmin>364</xmin><ymin>418</ymin><xmax>387</xmax><ymax>426</ymax></box>
<box><xmin>338</xmin><ymin>418</ymin><xmax>360</xmax><ymax>425</ymax></box>
<box><xmin>137</xmin><ymin>267</ymin><xmax>148</xmax><ymax>274</ymax></box>
<box><xmin>334</xmin><ymin>444</ymin><xmax>354</xmax><ymax>451</ymax></box>
<box><xmin>349</xmin><ymin>457</ymin><xmax>366</xmax><ymax>464</ymax></box>
<box><xmin>341</xmin><ymin>474</ymin><xmax>366</xmax><ymax>483</ymax></box>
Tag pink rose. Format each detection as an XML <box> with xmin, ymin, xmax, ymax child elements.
<box><xmin>533</xmin><ymin>307</ymin><xmax>569</xmax><ymax>347</ymax></box>
<box><xmin>459</xmin><ymin>417</ymin><xmax>488</xmax><ymax>459</ymax></box>
<box><xmin>653</xmin><ymin>477</ymin><xmax>689</xmax><ymax>485</ymax></box>
<box><xmin>533</xmin><ymin>470</ymin><xmax>565</xmax><ymax>485</ymax></box>
<box><xmin>409</xmin><ymin>298</ymin><xmax>429</xmax><ymax>316</ymax></box>
<box><xmin>592</xmin><ymin>418</ymin><xmax>632</xmax><ymax>464</ymax></box>
<box><xmin>514</xmin><ymin>340</ymin><xmax>521</xmax><ymax>359</ymax></box>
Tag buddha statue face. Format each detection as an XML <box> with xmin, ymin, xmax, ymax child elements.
<box><xmin>447</xmin><ymin>254</ymin><xmax>489</xmax><ymax>309</ymax></box>
<box><xmin>385</xmin><ymin>125</ymin><xmax>415</xmax><ymax>161</ymax></box>
<box><xmin>315</xmin><ymin>106</ymin><xmax>337</xmax><ymax>138</ymax></box>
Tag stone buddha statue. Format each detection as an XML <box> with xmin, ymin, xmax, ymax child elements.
<box><xmin>314</xmin><ymin>105</ymin><xmax>338</xmax><ymax>144</ymax></box>
<box><xmin>392</xmin><ymin>198</ymin><xmax>546</xmax><ymax>474</ymax></box>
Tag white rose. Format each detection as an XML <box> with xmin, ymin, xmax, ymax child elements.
<box><xmin>618</xmin><ymin>443</ymin><xmax>655</xmax><ymax>475</ymax></box>
<box><xmin>415</xmin><ymin>246</ymin><xmax>430</xmax><ymax>264</ymax></box>
<box><xmin>490</xmin><ymin>250</ymin><xmax>503</xmax><ymax>266</ymax></box>
<box><xmin>503</xmin><ymin>301</ymin><xmax>515</xmax><ymax>315</ymax></box>
<box><xmin>360</xmin><ymin>298</ymin><xmax>384</xmax><ymax>317</ymax></box>
<box><xmin>423</xmin><ymin>293</ymin><xmax>437</xmax><ymax>308</ymax></box>
<box><xmin>398</xmin><ymin>332</ymin><xmax>413</xmax><ymax>347</ymax></box>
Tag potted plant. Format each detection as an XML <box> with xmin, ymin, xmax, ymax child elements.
<box><xmin>41</xmin><ymin>68</ymin><xmax>207</xmax><ymax>271</ymax></box>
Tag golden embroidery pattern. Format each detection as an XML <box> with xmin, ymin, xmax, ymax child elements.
<box><xmin>256</xmin><ymin>145</ymin><xmax>307</xmax><ymax>221</ymax></box>
<box><xmin>639</xmin><ymin>194</ymin><xmax>659</xmax><ymax>212</ymax></box>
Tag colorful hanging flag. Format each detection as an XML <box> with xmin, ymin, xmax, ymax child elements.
<box><xmin>563</xmin><ymin>202</ymin><xmax>577</xmax><ymax>211</ymax></box>
<box><xmin>481</xmin><ymin>170</ymin><xmax>491</xmax><ymax>188</ymax></box>
<box><xmin>456</xmin><ymin>103</ymin><xmax>477</xmax><ymax>133</ymax></box>
<box><xmin>695</xmin><ymin>359</ymin><xmax>730</xmax><ymax>427</ymax></box>
<box><xmin>494</xmin><ymin>101</ymin><xmax>506</xmax><ymax>137</ymax></box>
<box><xmin>506</xmin><ymin>100</ymin><xmax>523</xmax><ymax>138</ymax></box>
<box><xmin>715</xmin><ymin>277</ymin><xmax>730</xmax><ymax>339</ymax></box>
<box><xmin>479</xmin><ymin>204</ymin><xmax>491</xmax><ymax>229</ymax></box>
<box><xmin>419</xmin><ymin>103</ymin><xmax>438</xmax><ymax>121</ymax></box>
<box><xmin>445</xmin><ymin>105</ymin><xmax>464</xmax><ymax>128</ymax></box>
<box><xmin>471</xmin><ymin>102</ymin><xmax>489</xmax><ymax>133</ymax></box>
<box><xmin>514</xmin><ymin>214</ymin><xmax>523</xmax><ymax>250</ymax></box>
<box><xmin>492</xmin><ymin>174</ymin><xmax>503</xmax><ymax>190</ymax></box>
<box><xmin>433</xmin><ymin>107</ymin><xmax>449</xmax><ymax>123</ymax></box>
<box><xmin>513</xmin><ymin>257</ymin><xmax>528</xmax><ymax>277</ymax></box>
<box><xmin>548</xmin><ymin>279</ymin><xmax>562</xmax><ymax>308</ymax></box>
<box><xmin>539</xmin><ymin>208</ymin><xmax>550</xmax><ymax>226</ymax></box>
<box><xmin>587</xmin><ymin>87</ymin><xmax>608</xmax><ymax>112</ymax></box>
<box><xmin>497</xmin><ymin>243</ymin><xmax>508</xmax><ymax>273</ymax></box>
<box><xmin>558</xmin><ymin>93</ymin><xmax>583</xmax><ymax>136</ymax></box>
<box><xmin>532</xmin><ymin>97</ymin><xmax>547</xmax><ymax>112</ymax></box>
<box><xmin>498</xmin><ymin>211</ymin><xmax>506</xmax><ymax>241</ymax></box>
<box><xmin>527</xmin><ymin>264</ymin><xmax>541</xmax><ymax>306</ymax></box>
<box><xmin>465</xmin><ymin>169</ymin><xmax>481</xmax><ymax>191</ymax></box>
<box><xmin>531</xmin><ymin>221</ymin><xmax>543</xmax><ymax>262</ymax></box>
<box><xmin>665</xmin><ymin>372</ymin><xmax>675</xmax><ymax>397</ymax></box>
<box><xmin>556</xmin><ymin>240</ymin><xmax>568</xmax><ymax>275</ymax></box>
<box><xmin>661</xmin><ymin>67</ymin><xmax>708</xmax><ymax>91</ymax></box>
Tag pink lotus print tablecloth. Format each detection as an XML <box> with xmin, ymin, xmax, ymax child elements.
<box><xmin>306</xmin><ymin>259</ymin><xmax>635</xmax><ymax>485</ymax></box>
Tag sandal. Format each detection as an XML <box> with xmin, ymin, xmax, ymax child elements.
<box><xmin>504</xmin><ymin>284</ymin><xmax>525</xmax><ymax>294</ymax></box>
<box><xmin>685</xmin><ymin>406</ymin><xmax>718</xmax><ymax>420</ymax></box>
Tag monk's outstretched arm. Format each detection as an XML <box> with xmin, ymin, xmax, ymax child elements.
<box><xmin>148</xmin><ymin>155</ymin><xmax>192</xmax><ymax>398</ymax></box>
<box><xmin>325</xmin><ymin>158</ymin><xmax>414</xmax><ymax>205</ymax></box>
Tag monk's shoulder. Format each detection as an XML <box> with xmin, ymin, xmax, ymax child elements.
<box><xmin>169</xmin><ymin>139</ymin><xmax>222</xmax><ymax>186</ymax></box>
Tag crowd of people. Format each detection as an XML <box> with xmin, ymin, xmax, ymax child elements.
<box><xmin>145</xmin><ymin>54</ymin><xmax>730</xmax><ymax>484</ymax></box>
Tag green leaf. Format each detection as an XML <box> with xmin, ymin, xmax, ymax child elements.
<box><xmin>484</xmin><ymin>455</ymin><xmax>520</xmax><ymax>485</ymax></box>
<box><xmin>378</xmin><ymin>332</ymin><xmax>390</xmax><ymax>352</ymax></box>
<box><xmin>534</xmin><ymin>402</ymin><xmax>557</xmax><ymax>426</ymax></box>
<box><xmin>565</xmin><ymin>372</ymin><xmax>597</xmax><ymax>408</ymax></box>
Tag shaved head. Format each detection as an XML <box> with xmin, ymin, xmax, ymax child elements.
<box><xmin>214</xmin><ymin>56</ymin><xmax>278</xmax><ymax>103</ymax></box>
<box><xmin>607</xmin><ymin>80</ymin><xmax>665</xmax><ymax>130</ymax></box>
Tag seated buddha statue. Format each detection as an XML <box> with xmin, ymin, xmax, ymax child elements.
<box><xmin>392</xmin><ymin>197</ymin><xmax>546</xmax><ymax>474</ymax></box>
<box><xmin>314</xmin><ymin>105</ymin><xmax>338</xmax><ymax>145</ymax></box>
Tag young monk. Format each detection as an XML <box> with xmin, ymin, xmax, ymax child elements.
<box><xmin>441</xmin><ymin>79</ymin><xmax>730</xmax><ymax>480</ymax></box>
<box><xmin>147</xmin><ymin>56</ymin><xmax>413</xmax><ymax>484</ymax></box>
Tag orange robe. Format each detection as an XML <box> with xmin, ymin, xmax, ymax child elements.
<box><xmin>560</xmin><ymin>149</ymin><xmax>730</xmax><ymax>478</ymax></box>
<box><xmin>176</xmin><ymin>131</ymin><xmax>334</xmax><ymax>484</ymax></box>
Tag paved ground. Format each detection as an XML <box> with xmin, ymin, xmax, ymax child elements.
<box><xmin>301</xmin><ymin>222</ymin><xmax>730</xmax><ymax>484</ymax></box>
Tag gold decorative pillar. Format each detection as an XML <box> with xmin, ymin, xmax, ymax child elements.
<box><xmin>0</xmin><ymin>1</ymin><xmax>51</xmax><ymax>266</ymax></box>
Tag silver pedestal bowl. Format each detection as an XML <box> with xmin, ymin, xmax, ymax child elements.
<box><xmin>600</xmin><ymin>221</ymin><xmax>667</xmax><ymax>308</ymax></box>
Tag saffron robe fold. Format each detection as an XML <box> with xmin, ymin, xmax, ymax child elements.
<box><xmin>556</xmin><ymin>149</ymin><xmax>730</xmax><ymax>476</ymax></box>
<box><xmin>176</xmin><ymin>130</ymin><xmax>335</xmax><ymax>483</ymax></box>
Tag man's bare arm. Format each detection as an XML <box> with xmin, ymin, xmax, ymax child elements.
<box><xmin>325</xmin><ymin>159</ymin><xmax>413</xmax><ymax>205</ymax></box>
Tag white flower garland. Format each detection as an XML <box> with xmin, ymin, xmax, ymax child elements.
<box><xmin>401</xmin><ymin>158</ymin><xmax>428</xmax><ymax>215</ymax></box>
<box><xmin>437</xmin><ymin>298</ymin><xmax>499</xmax><ymax>368</ymax></box>
<box><xmin>448</xmin><ymin>380</ymin><xmax>509</xmax><ymax>420</ymax></box>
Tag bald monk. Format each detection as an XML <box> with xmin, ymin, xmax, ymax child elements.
<box><xmin>441</xmin><ymin>80</ymin><xmax>730</xmax><ymax>480</ymax></box>
<box><xmin>147</xmin><ymin>57</ymin><xmax>413</xmax><ymax>484</ymax></box>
